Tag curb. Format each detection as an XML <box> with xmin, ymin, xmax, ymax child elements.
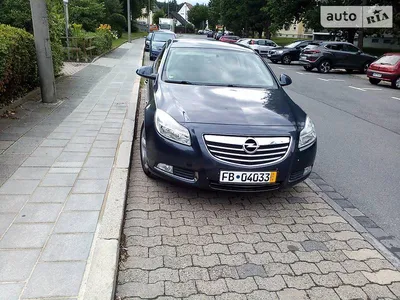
<box><xmin>305</xmin><ymin>174</ymin><xmax>400</xmax><ymax>270</ymax></box>
<box><xmin>79</xmin><ymin>44</ymin><xmax>144</xmax><ymax>300</ymax></box>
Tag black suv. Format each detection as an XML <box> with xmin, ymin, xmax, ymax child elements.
<box><xmin>267</xmin><ymin>40</ymin><xmax>313</xmax><ymax>64</ymax></box>
<box><xmin>299</xmin><ymin>42</ymin><xmax>376</xmax><ymax>73</ymax></box>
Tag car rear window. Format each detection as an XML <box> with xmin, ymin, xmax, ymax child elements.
<box><xmin>163</xmin><ymin>47</ymin><xmax>277</xmax><ymax>89</ymax></box>
<box><xmin>153</xmin><ymin>32</ymin><xmax>175</xmax><ymax>42</ymax></box>
<box><xmin>375</xmin><ymin>55</ymin><xmax>400</xmax><ymax>65</ymax></box>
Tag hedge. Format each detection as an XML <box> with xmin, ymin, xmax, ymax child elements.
<box><xmin>0</xmin><ymin>24</ymin><xmax>38</xmax><ymax>105</ymax></box>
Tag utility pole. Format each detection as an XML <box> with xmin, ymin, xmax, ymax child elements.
<box><xmin>148</xmin><ymin>0</ymin><xmax>151</xmax><ymax>33</ymax></box>
<box><xmin>29</xmin><ymin>0</ymin><xmax>56</xmax><ymax>104</ymax></box>
<box><xmin>127</xmin><ymin>0</ymin><xmax>131</xmax><ymax>42</ymax></box>
<box><xmin>63</xmin><ymin>0</ymin><xmax>70</xmax><ymax>60</ymax></box>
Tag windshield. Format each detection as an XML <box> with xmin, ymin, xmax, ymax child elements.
<box><xmin>162</xmin><ymin>47</ymin><xmax>277</xmax><ymax>88</ymax></box>
<box><xmin>375</xmin><ymin>55</ymin><xmax>400</xmax><ymax>65</ymax></box>
<box><xmin>285</xmin><ymin>41</ymin><xmax>302</xmax><ymax>48</ymax></box>
<box><xmin>153</xmin><ymin>32</ymin><xmax>175</xmax><ymax>42</ymax></box>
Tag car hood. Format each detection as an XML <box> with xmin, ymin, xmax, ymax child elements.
<box><xmin>151</xmin><ymin>41</ymin><xmax>165</xmax><ymax>48</ymax></box>
<box><xmin>156</xmin><ymin>84</ymin><xmax>300</xmax><ymax>127</ymax></box>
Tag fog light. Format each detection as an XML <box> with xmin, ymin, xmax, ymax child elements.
<box><xmin>157</xmin><ymin>163</ymin><xmax>173</xmax><ymax>174</ymax></box>
<box><xmin>303</xmin><ymin>166</ymin><xmax>312</xmax><ymax>176</ymax></box>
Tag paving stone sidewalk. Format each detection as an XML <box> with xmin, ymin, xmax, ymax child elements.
<box><xmin>0</xmin><ymin>39</ymin><xmax>144</xmax><ymax>299</ymax></box>
<box><xmin>116</xmin><ymin>90</ymin><xmax>400</xmax><ymax>300</ymax></box>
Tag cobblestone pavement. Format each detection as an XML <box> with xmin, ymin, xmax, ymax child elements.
<box><xmin>61</xmin><ymin>62</ymin><xmax>88</xmax><ymax>76</ymax></box>
<box><xmin>116</xmin><ymin>90</ymin><xmax>400</xmax><ymax>300</ymax></box>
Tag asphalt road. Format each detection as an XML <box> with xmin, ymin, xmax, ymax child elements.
<box><xmin>167</xmin><ymin>34</ymin><xmax>400</xmax><ymax>243</ymax></box>
<box><xmin>267</xmin><ymin>61</ymin><xmax>400</xmax><ymax>242</ymax></box>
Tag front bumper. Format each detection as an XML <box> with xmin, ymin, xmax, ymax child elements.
<box><xmin>144</xmin><ymin>122</ymin><xmax>317</xmax><ymax>192</ymax></box>
<box><xmin>367</xmin><ymin>70</ymin><xmax>397</xmax><ymax>82</ymax></box>
<box><xmin>267</xmin><ymin>53</ymin><xmax>283</xmax><ymax>61</ymax></box>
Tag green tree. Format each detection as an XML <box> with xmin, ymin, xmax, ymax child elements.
<box><xmin>188</xmin><ymin>4</ymin><xmax>209</xmax><ymax>29</ymax></box>
<box><xmin>153</xmin><ymin>9</ymin><xmax>166</xmax><ymax>25</ymax></box>
<box><xmin>0</xmin><ymin>0</ymin><xmax>32</xmax><ymax>32</ymax></box>
<box><xmin>105</xmin><ymin>0</ymin><xmax>123</xmax><ymax>16</ymax></box>
<box><xmin>69</xmin><ymin>0</ymin><xmax>106</xmax><ymax>32</ymax></box>
<box><xmin>208</xmin><ymin>0</ymin><xmax>221</xmax><ymax>30</ymax></box>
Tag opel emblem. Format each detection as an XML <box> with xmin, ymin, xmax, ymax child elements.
<box><xmin>243</xmin><ymin>138</ymin><xmax>259</xmax><ymax>154</ymax></box>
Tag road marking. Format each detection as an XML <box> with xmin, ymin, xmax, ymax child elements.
<box><xmin>349</xmin><ymin>86</ymin><xmax>366</xmax><ymax>91</ymax></box>
<box><xmin>363</xmin><ymin>88</ymin><xmax>382</xmax><ymax>91</ymax></box>
<box><xmin>318</xmin><ymin>78</ymin><xmax>345</xmax><ymax>82</ymax></box>
<box><xmin>278</xmin><ymin>67</ymin><xmax>286</xmax><ymax>70</ymax></box>
<box><xmin>392</xmin><ymin>97</ymin><xmax>400</xmax><ymax>100</ymax></box>
<box><xmin>296</xmin><ymin>72</ymin><xmax>305</xmax><ymax>75</ymax></box>
<box><xmin>318</xmin><ymin>78</ymin><xmax>330</xmax><ymax>81</ymax></box>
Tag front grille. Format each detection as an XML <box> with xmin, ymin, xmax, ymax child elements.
<box><xmin>173</xmin><ymin>167</ymin><xmax>195</xmax><ymax>180</ymax></box>
<box><xmin>204</xmin><ymin>135</ymin><xmax>290</xmax><ymax>166</ymax></box>
<box><xmin>210</xmin><ymin>181</ymin><xmax>281</xmax><ymax>192</ymax></box>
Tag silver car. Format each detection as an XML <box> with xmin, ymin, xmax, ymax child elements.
<box><xmin>243</xmin><ymin>39</ymin><xmax>278</xmax><ymax>56</ymax></box>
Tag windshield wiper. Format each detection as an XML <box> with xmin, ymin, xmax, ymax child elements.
<box><xmin>165</xmin><ymin>80</ymin><xmax>194</xmax><ymax>85</ymax></box>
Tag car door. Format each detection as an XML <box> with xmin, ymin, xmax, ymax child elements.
<box><xmin>324</xmin><ymin>43</ymin><xmax>348</xmax><ymax>67</ymax></box>
<box><xmin>257</xmin><ymin>40</ymin><xmax>268</xmax><ymax>55</ymax></box>
<box><xmin>341</xmin><ymin>44</ymin><xmax>363</xmax><ymax>69</ymax></box>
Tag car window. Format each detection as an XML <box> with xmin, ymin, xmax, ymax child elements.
<box><xmin>285</xmin><ymin>41</ymin><xmax>302</xmax><ymax>48</ymax></box>
<box><xmin>342</xmin><ymin>44</ymin><xmax>359</xmax><ymax>53</ymax></box>
<box><xmin>162</xmin><ymin>47</ymin><xmax>277</xmax><ymax>89</ymax></box>
<box><xmin>155</xmin><ymin>47</ymin><xmax>166</xmax><ymax>72</ymax></box>
<box><xmin>152</xmin><ymin>32</ymin><xmax>175</xmax><ymax>42</ymax></box>
<box><xmin>374</xmin><ymin>55</ymin><xmax>400</xmax><ymax>65</ymax></box>
<box><xmin>257</xmin><ymin>40</ymin><xmax>265</xmax><ymax>45</ymax></box>
<box><xmin>326</xmin><ymin>44</ymin><xmax>343</xmax><ymax>51</ymax></box>
<box><xmin>266</xmin><ymin>41</ymin><xmax>276</xmax><ymax>46</ymax></box>
<box><xmin>298</xmin><ymin>42</ymin><xmax>309</xmax><ymax>49</ymax></box>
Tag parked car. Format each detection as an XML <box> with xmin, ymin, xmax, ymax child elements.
<box><xmin>207</xmin><ymin>30</ymin><xmax>214</xmax><ymax>38</ymax></box>
<box><xmin>220</xmin><ymin>35</ymin><xmax>240</xmax><ymax>43</ymax></box>
<box><xmin>236</xmin><ymin>38</ymin><xmax>252</xmax><ymax>48</ymax></box>
<box><xmin>246</xmin><ymin>39</ymin><xmax>278</xmax><ymax>56</ymax></box>
<box><xmin>198</xmin><ymin>30</ymin><xmax>204</xmax><ymax>34</ymax></box>
<box><xmin>267</xmin><ymin>40</ymin><xmax>313</xmax><ymax>64</ymax></box>
<box><xmin>145</xmin><ymin>32</ymin><xmax>153</xmax><ymax>52</ymax></box>
<box><xmin>299</xmin><ymin>41</ymin><xmax>376</xmax><ymax>73</ymax></box>
<box><xmin>215</xmin><ymin>32</ymin><xmax>223</xmax><ymax>40</ymax></box>
<box><xmin>149</xmin><ymin>30</ymin><xmax>176</xmax><ymax>61</ymax></box>
<box><xmin>135</xmin><ymin>39</ymin><xmax>317</xmax><ymax>192</ymax></box>
<box><xmin>367</xmin><ymin>53</ymin><xmax>400</xmax><ymax>89</ymax></box>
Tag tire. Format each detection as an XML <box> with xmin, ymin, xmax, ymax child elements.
<box><xmin>345</xmin><ymin>69</ymin><xmax>353</xmax><ymax>74</ymax></box>
<box><xmin>361</xmin><ymin>61</ymin><xmax>371</xmax><ymax>74</ymax></box>
<box><xmin>391</xmin><ymin>77</ymin><xmax>400</xmax><ymax>89</ymax></box>
<box><xmin>140</xmin><ymin>123</ymin><xmax>156</xmax><ymax>178</ymax></box>
<box><xmin>317</xmin><ymin>60</ymin><xmax>331</xmax><ymax>73</ymax></box>
<box><xmin>303</xmin><ymin>66</ymin><xmax>313</xmax><ymax>71</ymax></box>
<box><xmin>281</xmin><ymin>55</ymin><xmax>291</xmax><ymax>65</ymax></box>
<box><xmin>369</xmin><ymin>78</ymin><xmax>381</xmax><ymax>85</ymax></box>
<box><xmin>271</xmin><ymin>60</ymin><xmax>278</xmax><ymax>63</ymax></box>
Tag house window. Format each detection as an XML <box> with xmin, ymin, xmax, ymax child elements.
<box><xmin>371</xmin><ymin>38</ymin><xmax>379</xmax><ymax>43</ymax></box>
<box><xmin>383</xmin><ymin>39</ymin><xmax>391</xmax><ymax>44</ymax></box>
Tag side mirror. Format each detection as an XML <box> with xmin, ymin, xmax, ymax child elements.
<box><xmin>357</xmin><ymin>50</ymin><xmax>362</xmax><ymax>54</ymax></box>
<box><xmin>136</xmin><ymin>66</ymin><xmax>157</xmax><ymax>80</ymax></box>
<box><xmin>279</xmin><ymin>74</ymin><xmax>292</xmax><ymax>86</ymax></box>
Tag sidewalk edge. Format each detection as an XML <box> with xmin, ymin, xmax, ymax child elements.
<box><xmin>80</xmin><ymin>46</ymin><xmax>144</xmax><ymax>300</ymax></box>
<box><xmin>305</xmin><ymin>176</ymin><xmax>400</xmax><ymax>270</ymax></box>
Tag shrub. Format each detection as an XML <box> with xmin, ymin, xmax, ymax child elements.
<box><xmin>93</xmin><ymin>25</ymin><xmax>113</xmax><ymax>55</ymax></box>
<box><xmin>0</xmin><ymin>25</ymin><xmax>38</xmax><ymax>105</ymax></box>
<box><xmin>109</xmin><ymin>13</ymin><xmax>127</xmax><ymax>37</ymax></box>
<box><xmin>47</xmin><ymin>0</ymin><xmax>65</xmax><ymax>75</ymax></box>
<box><xmin>69</xmin><ymin>0</ymin><xmax>106</xmax><ymax>32</ymax></box>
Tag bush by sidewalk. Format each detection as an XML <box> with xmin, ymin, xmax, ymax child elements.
<box><xmin>0</xmin><ymin>24</ymin><xmax>38</xmax><ymax>106</ymax></box>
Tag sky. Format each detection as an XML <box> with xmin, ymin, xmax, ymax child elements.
<box><xmin>177</xmin><ymin>0</ymin><xmax>208</xmax><ymax>5</ymax></box>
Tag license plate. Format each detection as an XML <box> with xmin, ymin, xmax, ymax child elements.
<box><xmin>372</xmin><ymin>73</ymin><xmax>382</xmax><ymax>78</ymax></box>
<box><xmin>219</xmin><ymin>171</ymin><xmax>277</xmax><ymax>184</ymax></box>
<box><xmin>300</xmin><ymin>55</ymin><xmax>306</xmax><ymax>60</ymax></box>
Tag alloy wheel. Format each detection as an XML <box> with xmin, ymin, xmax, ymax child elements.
<box><xmin>363</xmin><ymin>62</ymin><xmax>370</xmax><ymax>74</ymax></box>
<box><xmin>282</xmin><ymin>55</ymin><xmax>291</xmax><ymax>64</ymax></box>
<box><xmin>319</xmin><ymin>61</ymin><xmax>331</xmax><ymax>73</ymax></box>
<box><xmin>394</xmin><ymin>77</ymin><xmax>400</xmax><ymax>89</ymax></box>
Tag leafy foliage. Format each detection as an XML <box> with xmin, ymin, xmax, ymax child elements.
<box><xmin>0</xmin><ymin>24</ymin><xmax>38</xmax><ymax>105</ymax></box>
<box><xmin>153</xmin><ymin>9</ymin><xmax>166</xmax><ymax>25</ymax></box>
<box><xmin>69</xmin><ymin>0</ymin><xmax>106</xmax><ymax>32</ymax></box>
<box><xmin>109</xmin><ymin>13</ymin><xmax>127</xmax><ymax>37</ymax></box>
<box><xmin>0</xmin><ymin>0</ymin><xmax>33</xmax><ymax>32</ymax></box>
<box><xmin>188</xmin><ymin>4</ymin><xmax>209</xmax><ymax>29</ymax></box>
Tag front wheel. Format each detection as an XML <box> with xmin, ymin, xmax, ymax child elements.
<box><xmin>271</xmin><ymin>60</ymin><xmax>278</xmax><ymax>64</ymax></box>
<box><xmin>361</xmin><ymin>61</ymin><xmax>371</xmax><ymax>74</ymax></box>
<box><xmin>391</xmin><ymin>77</ymin><xmax>400</xmax><ymax>89</ymax></box>
<box><xmin>140</xmin><ymin>124</ymin><xmax>156</xmax><ymax>178</ymax></box>
<box><xmin>317</xmin><ymin>60</ymin><xmax>331</xmax><ymax>73</ymax></box>
<box><xmin>282</xmin><ymin>55</ymin><xmax>291</xmax><ymax>65</ymax></box>
<box><xmin>303</xmin><ymin>66</ymin><xmax>313</xmax><ymax>71</ymax></box>
<box><xmin>369</xmin><ymin>78</ymin><xmax>381</xmax><ymax>85</ymax></box>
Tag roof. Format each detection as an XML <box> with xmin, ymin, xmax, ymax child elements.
<box><xmin>170</xmin><ymin>39</ymin><xmax>254</xmax><ymax>53</ymax></box>
<box><xmin>179</xmin><ymin>2</ymin><xmax>193</xmax><ymax>10</ymax></box>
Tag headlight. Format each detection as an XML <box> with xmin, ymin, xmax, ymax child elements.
<box><xmin>277</xmin><ymin>50</ymin><xmax>284</xmax><ymax>54</ymax></box>
<box><xmin>299</xmin><ymin>116</ymin><xmax>316</xmax><ymax>150</ymax></box>
<box><xmin>146</xmin><ymin>40</ymin><xmax>150</xmax><ymax>45</ymax></box>
<box><xmin>155</xmin><ymin>109</ymin><xmax>191</xmax><ymax>146</ymax></box>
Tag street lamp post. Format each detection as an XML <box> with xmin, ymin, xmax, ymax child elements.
<box><xmin>127</xmin><ymin>0</ymin><xmax>131</xmax><ymax>42</ymax></box>
<box><xmin>148</xmin><ymin>0</ymin><xmax>151</xmax><ymax>33</ymax></box>
<box><xmin>63</xmin><ymin>0</ymin><xmax>70</xmax><ymax>60</ymax></box>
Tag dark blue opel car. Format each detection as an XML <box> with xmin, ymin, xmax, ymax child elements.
<box><xmin>150</xmin><ymin>30</ymin><xmax>176</xmax><ymax>61</ymax></box>
<box><xmin>137</xmin><ymin>40</ymin><xmax>317</xmax><ymax>192</ymax></box>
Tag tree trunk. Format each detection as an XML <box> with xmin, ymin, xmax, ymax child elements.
<box><xmin>258</xmin><ymin>29</ymin><xmax>262</xmax><ymax>38</ymax></box>
<box><xmin>265</xmin><ymin>19</ymin><xmax>271</xmax><ymax>39</ymax></box>
<box><xmin>357</xmin><ymin>29</ymin><xmax>364</xmax><ymax>49</ymax></box>
<box><xmin>347</xmin><ymin>28</ymin><xmax>357</xmax><ymax>44</ymax></box>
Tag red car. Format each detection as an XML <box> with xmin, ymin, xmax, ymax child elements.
<box><xmin>367</xmin><ymin>53</ymin><xmax>400</xmax><ymax>89</ymax></box>
<box><xmin>220</xmin><ymin>35</ymin><xmax>240</xmax><ymax>44</ymax></box>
